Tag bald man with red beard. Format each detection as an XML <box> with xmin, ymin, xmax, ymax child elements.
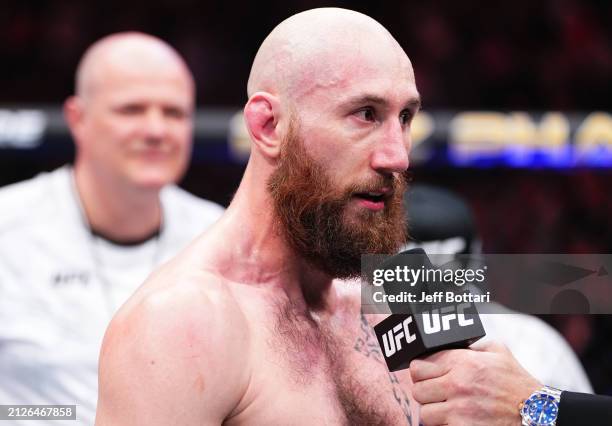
<box><xmin>97</xmin><ymin>8</ymin><xmax>421</xmax><ymax>425</ymax></box>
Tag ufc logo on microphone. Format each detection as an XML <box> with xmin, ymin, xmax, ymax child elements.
<box><xmin>381</xmin><ymin>316</ymin><xmax>416</xmax><ymax>356</ymax></box>
<box><xmin>422</xmin><ymin>303</ymin><xmax>475</xmax><ymax>334</ymax></box>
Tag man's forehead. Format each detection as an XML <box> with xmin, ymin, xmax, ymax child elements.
<box><xmin>87</xmin><ymin>58</ymin><xmax>194</xmax><ymax>103</ymax></box>
<box><xmin>103</xmin><ymin>77</ymin><xmax>192</xmax><ymax>97</ymax></box>
<box><xmin>286</xmin><ymin>31</ymin><xmax>415</xmax><ymax>98</ymax></box>
<box><xmin>293</xmin><ymin>51</ymin><xmax>417</xmax><ymax>111</ymax></box>
<box><xmin>338</xmin><ymin>90</ymin><xmax>421</xmax><ymax>113</ymax></box>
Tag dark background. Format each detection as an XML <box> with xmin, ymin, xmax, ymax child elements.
<box><xmin>2</xmin><ymin>0</ymin><xmax>611</xmax><ymax>109</ymax></box>
<box><xmin>1</xmin><ymin>0</ymin><xmax>611</xmax><ymax>394</ymax></box>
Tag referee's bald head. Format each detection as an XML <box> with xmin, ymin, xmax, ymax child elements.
<box><xmin>75</xmin><ymin>32</ymin><xmax>194</xmax><ymax>103</ymax></box>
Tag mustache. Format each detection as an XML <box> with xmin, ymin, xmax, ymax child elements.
<box><xmin>342</xmin><ymin>173</ymin><xmax>407</xmax><ymax>199</ymax></box>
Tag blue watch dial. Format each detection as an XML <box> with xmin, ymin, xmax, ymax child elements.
<box><xmin>522</xmin><ymin>393</ymin><xmax>559</xmax><ymax>425</ymax></box>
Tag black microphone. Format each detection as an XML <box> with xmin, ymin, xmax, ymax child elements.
<box><xmin>371</xmin><ymin>248</ymin><xmax>486</xmax><ymax>372</ymax></box>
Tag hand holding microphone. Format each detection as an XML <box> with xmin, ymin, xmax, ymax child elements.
<box><xmin>371</xmin><ymin>249</ymin><xmax>540</xmax><ymax>426</ymax></box>
<box><xmin>410</xmin><ymin>341</ymin><xmax>541</xmax><ymax>426</ymax></box>
<box><xmin>371</xmin><ymin>249</ymin><xmax>612</xmax><ymax>426</ymax></box>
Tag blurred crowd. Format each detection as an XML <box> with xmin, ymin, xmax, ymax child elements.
<box><xmin>449</xmin><ymin>170</ymin><xmax>612</xmax><ymax>254</ymax></box>
<box><xmin>1</xmin><ymin>0</ymin><xmax>611</xmax><ymax>109</ymax></box>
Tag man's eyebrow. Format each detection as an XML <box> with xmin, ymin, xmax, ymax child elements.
<box><xmin>340</xmin><ymin>94</ymin><xmax>421</xmax><ymax>111</ymax></box>
<box><xmin>405</xmin><ymin>96</ymin><xmax>421</xmax><ymax>111</ymax></box>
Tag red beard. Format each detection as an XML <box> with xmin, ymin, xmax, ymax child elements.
<box><xmin>268</xmin><ymin>119</ymin><xmax>408</xmax><ymax>279</ymax></box>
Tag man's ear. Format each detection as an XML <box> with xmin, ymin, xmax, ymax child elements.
<box><xmin>243</xmin><ymin>92</ymin><xmax>283</xmax><ymax>159</ymax></box>
<box><xmin>63</xmin><ymin>96</ymin><xmax>85</xmax><ymax>149</ymax></box>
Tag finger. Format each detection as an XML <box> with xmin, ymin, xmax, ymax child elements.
<box><xmin>470</xmin><ymin>339</ymin><xmax>509</xmax><ymax>354</ymax></box>
<box><xmin>420</xmin><ymin>401</ymin><xmax>450</xmax><ymax>426</ymax></box>
<box><xmin>409</xmin><ymin>357</ymin><xmax>447</xmax><ymax>382</ymax></box>
<box><xmin>412</xmin><ymin>375</ymin><xmax>448</xmax><ymax>404</ymax></box>
<box><xmin>411</xmin><ymin>348</ymin><xmax>469</xmax><ymax>380</ymax></box>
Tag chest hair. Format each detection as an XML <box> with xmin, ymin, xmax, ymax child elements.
<box><xmin>271</xmin><ymin>305</ymin><xmax>413</xmax><ymax>425</ymax></box>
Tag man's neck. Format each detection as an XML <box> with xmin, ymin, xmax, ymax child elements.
<box><xmin>211</xmin><ymin>163</ymin><xmax>337</xmax><ymax>314</ymax></box>
<box><xmin>73</xmin><ymin>163</ymin><xmax>162</xmax><ymax>243</ymax></box>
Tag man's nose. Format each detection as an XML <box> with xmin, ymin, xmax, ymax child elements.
<box><xmin>370</xmin><ymin>120</ymin><xmax>410</xmax><ymax>174</ymax></box>
<box><xmin>144</xmin><ymin>108</ymin><xmax>168</xmax><ymax>141</ymax></box>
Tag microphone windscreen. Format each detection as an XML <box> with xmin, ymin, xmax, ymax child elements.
<box><xmin>372</xmin><ymin>249</ymin><xmax>486</xmax><ymax>371</ymax></box>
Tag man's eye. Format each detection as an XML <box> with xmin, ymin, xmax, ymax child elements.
<box><xmin>356</xmin><ymin>108</ymin><xmax>376</xmax><ymax>122</ymax></box>
<box><xmin>164</xmin><ymin>107</ymin><xmax>187</xmax><ymax>119</ymax></box>
<box><xmin>400</xmin><ymin>110</ymin><xmax>413</xmax><ymax>125</ymax></box>
<box><xmin>117</xmin><ymin>104</ymin><xmax>145</xmax><ymax>115</ymax></box>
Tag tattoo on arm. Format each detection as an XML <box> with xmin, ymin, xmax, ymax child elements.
<box><xmin>353</xmin><ymin>314</ymin><xmax>385</xmax><ymax>364</ymax></box>
<box><xmin>355</xmin><ymin>314</ymin><xmax>414</xmax><ymax>425</ymax></box>
<box><xmin>389</xmin><ymin>372</ymin><xmax>413</xmax><ymax>425</ymax></box>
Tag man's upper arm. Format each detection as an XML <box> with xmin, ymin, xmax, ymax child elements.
<box><xmin>95</xmin><ymin>280</ymin><xmax>249</xmax><ymax>426</ymax></box>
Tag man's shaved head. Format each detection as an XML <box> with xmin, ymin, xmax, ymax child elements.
<box><xmin>75</xmin><ymin>32</ymin><xmax>194</xmax><ymax>102</ymax></box>
<box><xmin>247</xmin><ymin>8</ymin><xmax>415</xmax><ymax>106</ymax></box>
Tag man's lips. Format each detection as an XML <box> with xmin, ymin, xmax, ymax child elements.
<box><xmin>132</xmin><ymin>149</ymin><xmax>172</xmax><ymax>160</ymax></box>
<box><xmin>352</xmin><ymin>187</ymin><xmax>393</xmax><ymax>211</ymax></box>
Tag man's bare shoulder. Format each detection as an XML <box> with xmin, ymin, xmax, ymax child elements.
<box><xmin>129</xmin><ymin>253</ymin><xmax>235</xmax><ymax>310</ymax></box>
<box><xmin>114</xmin><ymin>246</ymin><xmax>244</xmax><ymax>336</ymax></box>
<box><xmin>97</xmin><ymin>257</ymin><xmax>250</xmax><ymax>425</ymax></box>
<box><xmin>103</xmin><ymin>252</ymin><xmax>250</xmax><ymax>373</ymax></box>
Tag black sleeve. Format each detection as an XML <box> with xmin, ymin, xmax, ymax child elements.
<box><xmin>557</xmin><ymin>391</ymin><xmax>612</xmax><ymax>426</ymax></box>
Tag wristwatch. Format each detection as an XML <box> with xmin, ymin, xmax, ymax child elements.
<box><xmin>520</xmin><ymin>386</ymin><xmax>562</xmax><ymax>426</ymax></box>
